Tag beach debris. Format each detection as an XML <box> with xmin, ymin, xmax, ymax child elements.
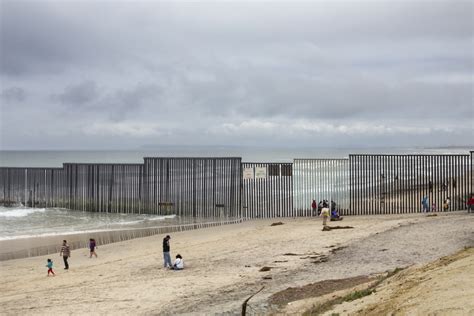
<box><xmin>329</xmin><ymin>246</ymin><xmax>347</xmax><ymax>254</ymax></box>
<box><xmin>273</xmin><ymin>260</ymin><xmax>288</xmax><ymax>263</ymax></box>
<box><xmin>259</xmin><ymin>266</ymin><xmax>272</xmax><ymax>272</ymax></box>
<box><xmin>271</xmin><ymin>222</ymin><xmax>284</xmax><ymax>226</ymax></box>
<box><xmin>283</xmin><ymin>253</ymin><xmax>301</xmax><ymax>256</ymax></box>
<box><xmin>245</xmin><ymin>265</ymin><xmax>251</xmax><ymax>268</ymax></box>
<box><xmin>241</xmin><ymin>286</ymin><xmax>265</xmax><ymax>316</ymax></box>
<box><xmin>323</xmin><ymin>225</ymin><xmax>354</xmax><ymax>231</ymax></box>
<box><xmin>379</xmin><ymin>249</ymin><xmax>388</xmax><ymax>252</ymax></box>
<box><xmin>299</xmin><ymin>255</ymin><xmax>321</xmax><ymax>259</ymax></box>
<box><xmin>262</xmin><ymin>276</ymin><xmax>273</xmax><ymax>280</ymax></box>
<box><xmin>311</xmin><ymin>255</ymin><xmax>329</xmax><ymax>264</ymax></box>
<box><xmin>427</xmin><ymin>214</ymin><xmax>438</xmax><ymax>217</ymax></box>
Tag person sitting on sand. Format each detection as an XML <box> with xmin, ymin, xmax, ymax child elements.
<box><xmin>171</xmin><ymin>254</ymin><xmax>184</xmax><ymax>270</ymax></box>
<box><xmin>89</xmin><ymin>238</ymin><xmax>98</xmax><ymax>258</ymax></box>
<box><xmin>320</xmin><ymin>206</ymin><xmax>330</xmax><ymax>226</ymax></box>
<box><xmin>46</xmin><ymin>258</ymin><xmax>55</xmax><ymax>276</ymax></box>
<box><xmin>330</xmin><ymin>209</ymin><xmax>343</xmax><ymax>221</ymax></box>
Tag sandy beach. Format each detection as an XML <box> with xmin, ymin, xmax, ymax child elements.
<box><xmin>0</xmin><ymin>212</ymin><xmax>473</xmax><ymax>315</ymax></box>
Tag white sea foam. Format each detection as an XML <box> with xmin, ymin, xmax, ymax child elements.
<box><xmin>0</xmin><ymin>229</ymin><xmax>123</xmax><ymax>241</ymax></box>
<box><xmin>0</xmin><ymin>207</ymin><xmax>46</xmax><ymax>218</ymax></box>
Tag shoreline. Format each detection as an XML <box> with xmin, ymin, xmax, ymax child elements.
<box><xmin>0</xmin><ymin>211</ymin><xmax>463</xmax><ymax>260</ymax></box>
<box><xmin>0</xmin><ymin>218</ymin><xmax>242</xmax><ymax>261</ymax></box>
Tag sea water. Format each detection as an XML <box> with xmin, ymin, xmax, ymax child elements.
<box><xmin>0</xmin><ymin>205</ymin><xmax>179</xmax><ymax>240</ymax></box>
<box><xmin>0</xmin><ymin>146</ymin><xmax>471</xmax><ymax>167</ymax></box>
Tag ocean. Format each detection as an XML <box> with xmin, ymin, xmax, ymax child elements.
<box><xmin>0</xmin><ymin>146</ymin><xmax>471</xmax><ymax>167</ymax></box>
<box><xmin>0</xmin><ymin>205</ymin><xmax>179</xmax><ymax>240</ymax></box>
<box><xmin>0</xmin><ymin>146</ymin><xmax>471</xmax><ymax>240</ymax></box>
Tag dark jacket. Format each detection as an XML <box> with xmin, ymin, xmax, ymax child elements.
<box><xmin>163</xmin><ymin>237</ymin><xmax>170</xmax><ymax>252</ymax></box>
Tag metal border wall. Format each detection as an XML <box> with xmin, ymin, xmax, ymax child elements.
<box><xmin>241</xmin><ymin>162</ymin><xmax>293</xmax><ymax>218</ymax></box>
<box><xmin>0</xmin><ymin>167</ymin><xmax>67</xmax><ymax>208</ymax></box>
<box><xmin>1</xmin><ymin>152</ymin><xmax>472</xmax><ymax>217</ymax></box>
<box><xmin>143</xmin><ymin>158</ymin><xmax>241</xmax><ymax>218</ymax></box>
<box><xmin>349</xmin><ymin>154</ymin><xmax>471</xmax><ymax>215</ymax></box>
<box><xmin>64</xmin><ymin>163</ymin><xmax>143</xmax><ymax>213</ymax></box>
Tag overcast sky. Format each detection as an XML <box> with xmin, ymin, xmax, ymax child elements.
<box><xmin>0</xmin><ymin>0</ymin><xmax>473</xmax><ymax>150</ymax></box>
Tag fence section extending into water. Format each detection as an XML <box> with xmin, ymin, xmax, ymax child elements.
<box><xmin>65</xmin><ymin>163</ymin><xmax>144</xmax><ymax>213</ymax></box>
<box><xmin>0</xmin><ymin>152</ymin><xmax>473</xmax><ymax>217</ymax></box>
<box><xmin>0</xmin><ymin>167</ymin><xmax>68</xmax><ymax>208</ymax></box>
<box><xmin>241</xmin><ymin>162</ymin><xmax>293</xmax><ymax>218</ymax></box>
<box><xmin>349</xmin><ymin>154</ymin><xmax>472</xmax><ymax>215</ymax></box>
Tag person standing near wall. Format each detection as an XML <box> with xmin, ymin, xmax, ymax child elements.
<box><xmin>467</xmin><ymin>195</ymin><xmax>474</xmax><ymax>212</ymax></box>
<box><xmin>163</xmin><ymin>235</ymin><xmax>172</xmax><ymax>268</ymax></box>
<box><xmin>59</xmin><ymin>240</ymin><xmax>70</xmax><ymax>270</ymax></box>
<box><xmin>421</xmin><ymin>196</ymin><xmax>429</xmax><ymax>212</ymax></box>
<box><xmin>311</xmin><ymin>200</ymin><xmax>317</xmax><ymax>216</ymax></box>
<box><xmin>443</xmin><ymin>197</ymin><xmax>451</xmax><ymax>211</ymax></box>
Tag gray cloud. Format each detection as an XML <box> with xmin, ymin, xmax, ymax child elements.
<box><xmin>107</xmin><ymin>84</ymin><xmax>163</xmax><ymax>121</ymax></box>
<box><xmin>0</xmin><ymin>0</ymin><xmax>472</xmax><ymax>149</ymax></box>
<box><xmin>1</xmin><ymin>87</ymin><xmax>26</xmax><ymax>102</ymax></box>
<box><xmin>52</xmin><ymin>81</ymin><xmax>99</xmax><ymax>106</ymax></box>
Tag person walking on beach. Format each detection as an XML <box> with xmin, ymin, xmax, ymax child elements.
<box><xmin>320</xmin><ymin>206</ymin><xmax>330</xmax><ymax>226</ymax></box>
<box><xmin>60</xmin><ymin>240</ymin><xmax>70</xmax><ymax>270</ymax></box>
<box><xmin>171</xmin><ymin>254</ymin><xmax>184</xmax><ymax>270</ymax></box>
<box><xmin>46</xmin><ymin>258</ymin><xmax>55</xmax><ymax>276</ymax></box>
<box><xmin>89</xmin><ymin>238</ymin><xmax>98</xmax><ymax>258</ymax></box>
<box><xmin>163</xmin><ymin>235</ymin><xmax>172</xmax><ymax>268</ymax></box>
<box><xmin>311</xmin><ymin>200</ymin><xmax>317</xmax><ymax>216</ymax></box>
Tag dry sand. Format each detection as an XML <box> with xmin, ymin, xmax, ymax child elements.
<box><xmin>323</xmin><ymin>247</ymin><xmax>474</xmax><ymax>316</ymax></box>
<box><xmin>0</xmin><ymin>212</ymin><xmax>473</xmax><ymax>315</ymax></box>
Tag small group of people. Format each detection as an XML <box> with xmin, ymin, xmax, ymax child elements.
<box><xmin>313</xmin><ymin>199</ymin><xmax>343</xmax><ymax>226</ymax></box>
<box><xmin>311</xmin><ymin>200</ymin><xmax>343</xmax><ymax>226</ymax></box>
<box><xmin>312</xmin><ymin>199</ymin><xmax>337</xmax><ymax>216</ymax></box>
<box><xmin>46</xmin><ymin>238</ymin><xmax>98</xmax><ymax>276</ymax></box>
<box><xmin>422</xmin><ymin>196</ymin><xmax>451</xmax><ymax>212</ymax></box>
<box><xmin>163</xmin><ymin>235</ymin><xmax>184</xmax><ymax>270</ymax></box>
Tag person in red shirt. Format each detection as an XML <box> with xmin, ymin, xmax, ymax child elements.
<box><xmin>468</xmin><ymin>195</ymin><xmax>474</xmax><ymax>212</ymax></box>
<box><xmin>311</xmin><ymin>200</ymin><xmax>317</xmax><ymax>216</ymax></box>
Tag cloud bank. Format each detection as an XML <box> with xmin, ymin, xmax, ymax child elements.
<box><xmin>1</xmin><ymin>0</ymin><xmax>472</xmax><ymax>149</ymax></box>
